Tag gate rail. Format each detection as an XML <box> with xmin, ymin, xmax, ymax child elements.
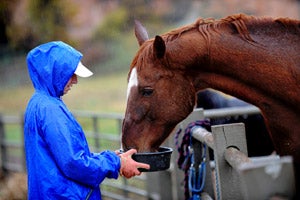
<box><xmin>178</xmin><ymin>108</ymin><xmax>296</xmax><ymax>199</ymax></box>
<box><xmin>1</xmin><ymin>106</ymin><xmax>295</xmax><ymax>199</ymax></box>
<box><xmin>0</xmin><ymin>112</ymin><xmax>152</xmax><ymax>200</ymax></box>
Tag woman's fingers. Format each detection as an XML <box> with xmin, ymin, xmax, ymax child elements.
<box><xmin>123</xmin><ymin>149</ymin><xmax>137</xmax><ymax>157</ymax></box>
<box><xmin>137</xmin><ymin>162</ymin><xmax>150</xmax><ymax>171</ymax></box>
<box><xmin>119</xmin><ymin>148</ymin><xmax>151</xmax><ymax>178</ymax></box>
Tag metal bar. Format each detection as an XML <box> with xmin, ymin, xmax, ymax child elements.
<box><xmin>0</xmin><ymin>114</ymin><xmax>5</xmax><ymax>175</ymax></box>
<box><xmin>0</xmin><ymin>106</ymin><xmax>261</xmax><ymax>124</ymax></box>
<box><xmin>1</xmin><ymin>140</ymin><xmax>22</xmax><ymax>147</ymax></box>
<box><xmin>201</xmin><ymin>105</ymin><xmax>260</xmax><ymax>119</ymax></box>
<box><xmin>224</xmin><ymin>147</ymin><xmax>251</xmax><ymax>170</ymax></box>
<box><xmin>20</xmin><ymin>113</ymin><xmax>26</xmax><ymax>171</ymax></box>
<box><xmin>191</xmin><ymin>126</ymin><xmax>214</xmax><ymax>149</ymax></box>
<box><xmin>85</xmin><ymin>132</ymin><xmax>120</xmax><ymax>141</ymax></box>
<box><xmin>92</xmin><ymin>117</ymin><xmax>100</xmax><ymax>150</ymax></box>
<box><xmin>117</xmin><ymin>118</ymin><xmax>122</xmax><ymax>148</ymax></box>
<box><xmin>101</xmin><ymin>191</ymin><xmax>131</xmax><ymax>200</ymax></box>
<box><xmin>73</xmin><ymin>110</ymin><xmax>124</xmax><ymax>119</ymax></box>
<box><xmin>102</xmin><ymin>181</ymin><xmax>148</xmax><ymax>197</ymax></box>
<box><xmin>0</xmin><ymin>115</ymin><xmax>22</xmax><ymax>124</ymax></box>
<box><xmin>3</xmin><ymin>162</ymin><xmax>23</xmax><ymax>172</ymax></box>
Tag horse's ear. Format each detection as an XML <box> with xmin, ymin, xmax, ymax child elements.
<box><xmin>134</xmin><ymin>20</ymin><xmax>149</xmax><ymax>46</ymax></box>
<box><xmin>153</xmin><ymin>35</ymin><xmax>166</xmax><ymax>59</ymax></box>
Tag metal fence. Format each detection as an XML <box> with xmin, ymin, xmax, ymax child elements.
<box><xmin>0</xmin><ymin>105</ymin><xmax>265</xmax><ymax>200</ymax></box>
<box><xmin>178</xmin><ymin>109</ymin><xmax>295</xmax><ymax>199</ymax></box>
<box><xmin>0</xmin><ymin>112</ymin><xmax>153</xmax><ymax>200</ymax></box>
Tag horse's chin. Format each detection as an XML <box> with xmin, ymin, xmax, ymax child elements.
<box><xmin>135</xmin><ymin>129</ymin><xmax>174</xmax><ymax>153</ymax></box>
<box><xmin>122</xmin><ymin>127</ymin><xmax>173</xmax><ymax>153</ymax></box>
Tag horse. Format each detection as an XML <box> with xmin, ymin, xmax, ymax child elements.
<box><xmin>121</xmin><ymin>14</ymin><xmax>300</xmax><ymax>192</ymax></box>
<box><xmin>197</xmin><ymin>89</ymin><xmax>274</xmax><ymax>157</ymax></box>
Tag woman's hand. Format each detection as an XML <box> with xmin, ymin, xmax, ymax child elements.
<box><xmin>118</xmin><ymin>149</ymin><xmax>150</xmax><ymax>178</ymax></box>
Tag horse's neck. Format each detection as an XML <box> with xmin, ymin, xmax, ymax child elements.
<box><xmin>176</xmin><ymin>25</ymin><xmax>300</xmax><ymax>158</ymax></box>
<box><xmin>177</xmin><ymin>25</ymin><xmax>300</xmax><ymax>112</ymax></box>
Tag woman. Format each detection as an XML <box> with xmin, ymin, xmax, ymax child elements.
<box><xmin>24</xmin><ymin>41</ymin><xmax>149</xmax><ymax>199</ymax></box>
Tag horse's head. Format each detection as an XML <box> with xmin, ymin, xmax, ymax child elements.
<box><xmin>122</xmin><ymin>21</ymin><xmax>196</xmax><ymax>152</ymax></box>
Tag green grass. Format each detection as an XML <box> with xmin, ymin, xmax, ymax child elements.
<box><xmin>1</xmin><ymin>72</ymin><xmax>128</xmax><ymax>152</ymax></box>
<box><xmin>0</xmin><ymin>72</ymin><xmax>128</xmax><ymax>115</ymax></box>
<box><xmin>3</xmin><ymin>124</ymin><xmax>23</xmax><ymax>140</ymax></box>
<box><xmin>63</xmin><ymin>72</ymin><xmax>128</xmax><ymax>113</ymax></box>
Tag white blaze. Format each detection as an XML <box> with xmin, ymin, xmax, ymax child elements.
<box><xmin>127</xmin><ymin>67</ymin><xmax>138</xmax><ymax>100</ymax></box>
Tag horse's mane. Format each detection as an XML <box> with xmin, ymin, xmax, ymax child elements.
<box><xmin>164</xmin><ymin>13</ymin><xmax>300</xmax><ymax>44</ymax></box>
<box><xmin>129</xmin><ymin>14</ymin><xmax>300</xmax><ymax>79</ymax></box>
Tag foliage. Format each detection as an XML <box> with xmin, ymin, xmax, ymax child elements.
<box><xmin>92</xmin><ymin>0</ymin><xmax>180</xmax><ymax>43</ymax></box>
<box><xmin>6</xmin><ymin>0</ymin><xmax>77</xmax><ymax>50</ymax></box>
<box><xmin>93</xmin><ymin>7</ymin><xmax>129</xmax><ymax>42</ymax></box>
<box><xmin>0</xmin><ymin>0</ymin><xmax>18</xmax><ymax>45</ymax></box>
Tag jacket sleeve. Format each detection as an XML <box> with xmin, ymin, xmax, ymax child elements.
<box><xmin>40</xmin><ymin>102</ymin><xmax>121</xmax><ymax>188</ymax></box>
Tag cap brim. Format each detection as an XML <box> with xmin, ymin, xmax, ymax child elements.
<box><xmin>74</xmin><ymin>62</ymin><xmax>93</xmax><ymax>78</ymax></box>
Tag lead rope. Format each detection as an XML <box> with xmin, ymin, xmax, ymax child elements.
<box><xmin>175</xmin><ymin>120</ymin><xmax>211</xmax><ymax>200</ymax></box>
<box><xmin>188</xmin><ymin>135</ymin><xmax>207</xmax><ymax>200</ymax></box>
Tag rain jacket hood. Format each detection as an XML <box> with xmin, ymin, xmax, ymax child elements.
<box><xmin>27</xmin><ymin>41</ymin><xmax>82</xmax><ymax>97</ymax></box>
<box><xmin>24</xmin><ymin>41</ymin><xmax>120</xmax><ymax>200</ymax></box>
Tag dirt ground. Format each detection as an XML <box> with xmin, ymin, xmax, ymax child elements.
<box><xmin>0</xmin><ymin>172</ymin><xmax>27</xmax><ymax>200</ymax></box>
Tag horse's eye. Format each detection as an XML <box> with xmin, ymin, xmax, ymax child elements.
<box><xmin>141</xmin><ymin>87</ymin><xmax>153</xmax><ymax>97</ymax></box>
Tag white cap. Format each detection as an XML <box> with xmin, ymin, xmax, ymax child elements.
<box><xmin>74</xmin><ymin>62</ymin><xmax>93</xmax><ymax>77</ymax></box>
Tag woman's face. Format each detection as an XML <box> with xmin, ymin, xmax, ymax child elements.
<box><xmin>63</xmin><ymin>74</ymin><xmax>78</xmax><ymax>95</ymax></box>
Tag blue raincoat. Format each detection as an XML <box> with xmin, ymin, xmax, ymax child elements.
<box><xmin>24</xmin><ymin>41</ymin><xmax>120</xmax><ymax>199</ymax></box>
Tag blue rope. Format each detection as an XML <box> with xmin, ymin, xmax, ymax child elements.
<box><xmin>188</xmin><ymin>142</ymin><xmax>207</xmax><ymax>200</ymax></box>
<box><xmin>175</xmin><ymin>120</ymin><xmax>210</xmax><ymax>200</ymax></box>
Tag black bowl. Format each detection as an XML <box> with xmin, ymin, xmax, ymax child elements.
<box><xmin>132</xmin><ymin>147</ymin><xmax>173</xmax><ymax>172</ymax></box>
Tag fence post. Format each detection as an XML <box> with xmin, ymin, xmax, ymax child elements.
<box><xmin>0</xmin><ymin>114</ymin><xmax>6</xmax><ymax>176</ymax></box>
<box><xmin>21</xmin><ymin>113</ymin><xmax>26</xmax><ymax>172</ymax></box>
<box><xmin>117</xmin><ymin>118</ymin><xmax>123</xmax><ymax>148</ymax></box>
<box><xmin>212</xmin><ymin>123</ymin><xmax>247</xmax><ymax>200</ymax></box>
<box><xmin>92</xmin><ymin>116</ymin><xmax>100</xmax><ymax>151</ymax></box>
<box><xmin>171</xmin><ymin>109</ymin><xmax>214</xmax><ymax>199</ymax></box>
<box><xmin>169</xmin><ymin>134</ymin><xmax>189</xmax><ymax>200</ymax></box>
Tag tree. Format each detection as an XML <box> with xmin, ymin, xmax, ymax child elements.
<box><xmin>6</xmin><ymin>0</ymin><xmax>77</xmax><ymax>50</ymax></box>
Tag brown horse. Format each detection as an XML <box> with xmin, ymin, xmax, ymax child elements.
<box><xmin>122</xmin><ymin>14</ymin><xmax>300</xmax><ymax>190</ymax></box>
